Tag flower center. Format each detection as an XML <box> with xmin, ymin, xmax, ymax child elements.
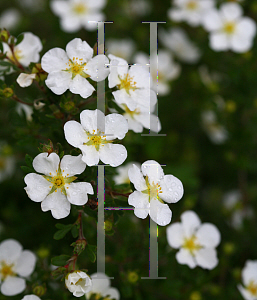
<box><xmin>223</xmin><ymin>22</ymin><xmax>236</xmax><ymax>34</ymax></box>
<box><xmin>90</xmin><ymin>293</ymin><xmax>111</xmax><ymax>300</ymax></box>
<box><xmin>118</xmin><ymin>74</ymin><xmax>137</xmax><ymax>94</ymax></box>
<box><xmin>124</xmin><ymin>105</ymin><xmax>140</xmax><ymax>119</ymax></box>
<box><xmin>73</xmin><ymin>3</ymin><xmax>87</xmax><ymax>14</ymax></box>
<box><xmin>182</xmin><ymin>236</ymin><xmax>202</xmax><ymax>254</ymax></box>
<box><xmin>247</xmin><ymin>281</ymin><xmax>257</xmax><ymax>296</ymax></box>
<box><xmin>9</xmin><ymin>49</ymin><xmax>23</xmax><ymax>63</ymax></box>
<box><xmin>186</xmin><ymin>1</ymin><xmax>198</xmax><ymax>10</ymax></box>
<box><xmin>53</xmin><ymin>176</ymin><xmax>64</xmax><ymax>187</ymax></box>
<box><xmin>84</xmin><ymin>130</ymin><xmax>113</xmax><ymax>151</ymax></box>
<box><xmin>0</xmin><ymin>262</ymin><xmax>15</xmax><ymax>280</ymax></box>
<box><xmin>64</xmin><ymin>57</ymin><xmax>89</xmax><ymax>79</ymax></box>
<box><xmin>143</xmin><ymin>175</ymin><xmax>163</xmax><ymax>202</ymax></box>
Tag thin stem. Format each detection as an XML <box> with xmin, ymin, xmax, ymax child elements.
<box><xmin>12</xmin><ymin>95</ymin><xmax>33</xmax><ymax>106</ymax></box>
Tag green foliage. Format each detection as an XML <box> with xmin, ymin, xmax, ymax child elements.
<box><xmin>54</xmin><ymin>223</ymin><xmax>74</xmax><ymax>240</ymax></box>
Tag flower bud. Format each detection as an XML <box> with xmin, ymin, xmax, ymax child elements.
<box><xmin>127</xmin><ymin>271</ymin><xmax>138</xmax><ymax>283</ymax></box>
<box><xmin>71</xmin><ymin>239</ymin><xmax>87</xmax><ymax>255</ymax></box>
<box><xmin>65</xmin><ymin>271</ymin><xmax>92</xmax><ymax>297</ymax></box>
<box><xmin>0</xmin><ymin>29</ymin><xmax>10</xmax><ymax>43</ymax></box>
<box><xmin>2</xmin><ymin>87</ymin><xmax>13</xmax><ymax>98</ymax></box>
<box><xmin>32</xmin><ymin>284</ymin><xmax>46</xmax><ymax>297</ymax></box>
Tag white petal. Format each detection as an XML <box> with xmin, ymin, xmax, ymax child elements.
<box><xmin>69</xmin><ymin>75</ymin><xmax>95</xmax><ymax>98</ymax></box>
<box><xmin>85</xmin><ymin>55</ymin><xmax>109</xmax><ymax>81</ymax></box>
<box><xmin>210</xmin><ymin>32</ymin><xmax>229</xmax><ymax>51</ymax></box>
<box><xmin>50</xmin><ymin>0</ymin><xmax>70</xmax><ymax>16</ymax></box>
<box><xmin>220</xmin><ymin>2</ymin><xmax>242</xmax><ymax>21</ymax></box>
<box><xmin>41</xmin><ymin>47</ymin><xmax>69</xmax><ymax>73</ymax></box>
<box><xmin>176</xmin><ymin>248</ymin><xmax>196</xmax><ymax>268</ymax></box>
<box><xmin>129</xmin><ymin>65</ymin><xmax>150</xmax><ymax>89</ymax></box>
<box><xmin>104</xmin><ymin>287</ymin><xmax>120</xmax><ymax>300</ymax></box>
<box><xmin>149</xmin><ymin>199</ymin><xmax>172</xmax><ymax>226</ymax></box>
<box><xmin>60</xmin><ymin>154</ymin><xmax>86</xmax><ymax>177</ymax></box>
<box><xmin>237</xmin><ymin>18</ymin><xmax>256</xmax><ymax>38</ymax></box>
<box><xmin>159</xmin><ymin>174</ymin><xmax>184</xmax><ymax>203</ymax></box>
<box><xmin>99</xmin><ymin>144</ymin><xmax>127</xmax><ymax>167</ymax></box>
<box><xmin>1</xmin><ymin>276</ymin><xmax>26</xmax><ymax>296</ymax></box>
<box><xmin>90</xmin><ymin>272</ymin><xmax>110</xmax><ymax>294</ymax></box>
<box><xmin>17</xmin><ymin>73</ymin><xmax>36</xmax><ymax>87</ymax></box>
<box><xmin>231</xmin><ymin>34</ymin><xmax>253</xmax><ymax>53</ymax></box>
<box><xmin>64</xmin><ymin>120</ymin><xmax>88</xmax><ymax>148</ymax></box>
<box><xmin>126</xmin><ymin>113</ymin><xmax>144</xmax><ymax>133</ymax></box>
<box><xmin>141</xmin><ymin>160</ymin><xmax>164</xmax><ymax>183</ymax></box>
<box><xmin>24</xmin><ymin>173</ymin><xmax>52</xmax><ymax>202</ymax></box>
<box><xmin>66</xmin><ymin>38</ymin><xmax>93</xmax><ymax>63</ymax></box>
<box><xmin>60</xmin><ymin>15</ymin><xmax>82</xmax><ymax>33</ymax></box>
<box><xmin>66</xmin><ymin>182</ymin><xmax>93</xmax><ymax>205</ymax></box>
<box><xmin>33</xmin><ymin>152</ymin><xmax>60</xmax><ymax>176</ymax></box>
<box><xmin>80</xmin><ymin>109</ymin><xmax>103</xmax><ymax>133</ymax></box>
<box><xmin>132</xmin><ymin>89</ymin><xmax>156</xmax><ymax>110</ymax></box>
<box><xmin>82</xmin><ymin>13</ymin><xmax>105</xmax><ymax>30</ymax></box>
<box><xmin>105</xmin><ymin>113</ymin><xmax>128</xmax><ymax>140</ymax></box>
<box><xmin>134</xmin><ymin>113</ymin><xmax>161</xmax><ymax>133</ymax></box>
<box><xmin>128</xmin><ymin>191</ymin><xmax>150</xmax><ymax>219</ymax></box>
<box><xmin>0</xmin><ymin>239</ymin><xmax>22</xmax><ymax>263</ymax></box>
<box><xmin>202</xmin><ymin>10</ymin><xmax>223</xmax><ymax>31</ymax></box>
<box><xmin>22</xmin><ymin>295</ymin><xmax>41</xmax><ymax>300</ymax></box>
<box><xmin>181</xmin><ymin>210</ymin><xmax>201</xmax><ymax>238</ymax></box>
<box><xmin>238</xmin><ymin>285</ymin><xmax>255</xmax><ymax>300</ymax></box>
<box><xmin>86</xmin><ymin>0</ymin><xmax>106</xmax><ymax>9</ymax></box>
<box><xmin>242</xmin><ymin>260</ymin><xmax>257</xmax><ymax>286</ymax></box>
<box><xmin>196</xmin><ymin>223</ymin><xmax>221</xmax><ymax>248</ymax></box>
<box><xmin>112</xmin><ymin>89</ymin><xmax>137</xmax><ymax>111</ymax></box>
<box><xmin>79</xmin><ymin>145</ymin><xmax>100</xmax><ymax>166</ymax></box>
<box><xmin>166</xmin><ymin>222</ymin><xmax>184</xmax><ymax>249</ymax></box>
<box><xmin>41</xmin><ymin>190</ymin><xmax>71</xmax><ymax>219</ymax></box>
<box><xmin>194</xmin><ymin>248</ymin><xmax>218</xmax><ymax>270</ymax></box>
<box><xmin>15</xmin><ymin>250</ymin><xmax>36</xmax><ymax>277</ymax></box>
<box><xmin>45</xmin><ymin>70</ymin><xmax>71</xmax><ymax>95</ymax></box>
<box><xmin>128</xmin><ymin>164</ymin><xmax>147</xmax><ymax>191</ymax></box>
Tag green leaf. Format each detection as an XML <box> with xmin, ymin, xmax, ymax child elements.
<box><xmin>0</xmin><ymin>42</ymin><xmax>3</xmax><ymax>53</ymax></box>
<box><xmin>20</xmin><ymin>166</ymin><xmax>34</xmax><ymax>174</ymax></box>
<box><xmin>51</xmin><ymin>255</ymin><xmax>70</xmax><ymax>266</ymax></box>
<box><xmin>15</xmin><ymin>33</ymin><xmax>24</xmax><ymax>46</ymax></box>
<box><xmin>0</xmin><ymin>61</ymin><xmax>13</xmax><ymax>67</ymax></box>
<box><xmin>85</xmin><ymin>244</ymin><xmax>96</xmax><ymax>263</ymax></box>
<box><xmin>54</xmin><ymin>224</ymin><xmax>73</xmax><ymax>240</ymax></box>
<box><xmin>25</xmin><ymin>154</ymin><xmax>33</xmax><ymax>168</ymax></box>
<box><xmin>71</xmin><ymin>225</ymin><xmax>79</xmax><ymax>238</ymax></box>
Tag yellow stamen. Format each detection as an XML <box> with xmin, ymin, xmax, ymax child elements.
<box><xmin>247</xmin><ymin>281</ymin><xmax>257</xmax><ymax>296</ymax></box>
<box><xmin>118</xmin><ymin>74</ymin><xmax>137</xmax><ymax>94</ymax></box>
<box><xmin>186</xmin><ymin>1</ymin><xmax>198</xmax><ymax>10</ymax></box>
<box><xmin>73</xmin><ymin>3</ymin><xmax>87</xmax><ymax>14</ymax></box>
<box><xmin>0</xmin><ymin>262</ymin><xmax>15</xmax><ymax>279</ymax></box>
<box><xmin>223</xmin><ymin>22</ymin><xmax>236</xmax><ymax>34</ymax></box>
<box><xmin>183</xmin><ymin>236</ymin><xmax>202</xmax><ymax>254</ymax></box>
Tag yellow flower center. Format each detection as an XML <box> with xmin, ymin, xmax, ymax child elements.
<box><xmin>64</xmin><ymin>57</ymin><xmax>90</xmax><ymax>79</ymax></box>
<box><xmin>183</xmin><ymin>236</ymin><xmax>202</xmax><ymax>254</ymax></box>
<box><xmin>0</xmin><ymin>262</ymin><xmax>15</xmax><ymax>280</ymax></box>
<box><xmin>118</xmin><ymin>74</ymin><xmax>137</xmax><ymax>94</ymax></box>
<box><xmin>186</xmin><ymin>1</ymin><xmax>198</xmax><ymax>10</ymax></box>
<box><xmin>9</xmin><ymin>49</ymin><xmax>23</xmax><ymax>63</ymax></box>
<box><xmin>223</xmin><ymin>22</ymin><xmax>236</xmax><ymax>34</ymax></box>
<box><xmin>84</xmin><ymin>130</ymin><xmax>113</xmax><ymax>151</ymax></box>
<box><xmin>73</xmin><ymin>3</ymin><xmax>87</xmax><ymax>14</ymax></box>
<box><xmin>247</xmin><ymin>281</ymin><xmax>257</xmax><ymax>296</ymax></box>
<box><xmin>124</xmin><ymin>105</ymin><xmax>140</xmax><ymax>119</ymax></box>
<box><xmin>53</xmin><ymin>176</ymin><xmax>64</xmax><ymax>187</ymax></box>
<box><xmin>142</xmin><ymin>175</ymin><xmax>163</xmax><ymax>202</ymax></box>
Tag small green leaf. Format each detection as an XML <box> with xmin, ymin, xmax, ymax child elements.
<box><xmin>71</xmin><ymin>225</ymin><xmax>79</xmax><ymax>238</ymax></box>
<box><xmin>51</xmin><ymin>255</ymin><xmax>70</xmax><ymax>266</ymax></box>
<box><xmin>20</xmin><ymin>166</ymin><xmax>34</xmax><ymax>174</ymax></box>
<box><xmin>85</xmin><ymin>244</ymin><xmax>96</xmax><ymax>263</ymax></box>
<box><xmin>15</xmin><ymin>33</ymin><xmax>24</xmax><ymax>46</ymax></box>
<box><xmin>0</xmin><ymin>61</ymin><xmax>13</xmax><ymax>67</ymax></box>
<box><xmin>25</xmin><ymin>154</ymin><xmax>33</xmax><ymax>168</ymax></box>
<box><xmin>54</xmin><ymin>224</ymin><xmax>73</xmax><ymax>240</ymax></box>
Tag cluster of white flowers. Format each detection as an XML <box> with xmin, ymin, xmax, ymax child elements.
<box><xmin>168</xmin><ymin>1</ymin><xmax>256</xmax><ymax>53</ymax></box>
<box><xmin>0</xmin><ymin>239</ymin><xmax>36</xmax><ymax>296</ymax></box>
<box><xmin>167</xmin><ymin>211</ymin><xmax>221</xmax><ymax>269</ymax></box>
<box><xmin>50</xmin><ymin>0</ymin><xmax>106</xmax><ymax>32</ymax></box>
<box><xmin>128</xmin><ymin>160</ymin><xmax>184</xmax><ymax>226</ymax></box>
<box><xmin>238</xmin><ymin>260</ymin><xmax>257</xmax><ymax>300</ymax></box>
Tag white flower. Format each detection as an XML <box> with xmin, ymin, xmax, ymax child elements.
<box><xmin>24</xmin><ymin>153</ymin><xmax>93</xmax><ymax>219</ymax></box>
<box><xmin>113</xmin><ymin>162</ymin><xmax>140</xmax><ymax>185</ymax></box>
<box><xmin>134</xmin><ymin>50</ymin><xmax>180</xmax><ymax>95</ymax></box>
<box><xmin>17</xmin><ymin>73</ymin><xmax>36</xmax><ymax>87</ymax></box>
<box><xmin>202</xmin><ymin>2</ymin><xmax>256</xmax><ymax>53</ymax></box>
<box><xmin>108</xmin><ymin>54</ymin><xmax>157</xmax><ymax>111</ymax></box>
<box><xmin>50</xmin><ymin>0</ymin><xmax>106</xmax><ymax>32</ymax></box>
<box><xmin>159</xmin><ymin>28</ymin><xmax>201</xmax><ymax>63</ymax></box>
<box><xmin>64</xmin><ymin>109</ymin><xmax>128</xmax><ymax>167</ymax></box>
<box><xmin>168</xmin><ymin>0</ymin><xmax>215</xmax><ymax>27</ymax></box>
<box><xmin>201</xmin><ymin>110</ymin><xmax>228</xmax><ymax>144</ymax></box>
<box><xmin>65</xmin><ymin>271</ymin><xmax>92</xmax><ymax>297</ymax></box>
<box><xmin>106</xmin><ymin>39</ymin><xmax>135</xmax><ymax>62</ymax></box>
<box><xmin>3</xmin><ymin>32</ymin><xmax>42</xmax><ymax>67</ymax></box>
<box><xmin>116</xmin><ymin>102</ymin><xmax>161</xmax><ymax>133</ymax></box>
<box><xmin>0</xmin><ymin>239</ymin><xmax>36</xmax><ymax>296</ymax></box>
<box><xmin>238</xmin><ymin>260</ymin><xmax>257</xmax><ymax>300</ymax></box>
<box><xmin>0</xmin><ymin>8</ymin><xmax>21</xmax><ymax>30</ymax></box>
<box><xmin>16</xmin><ymin>103</ymin><xmax>33</xmax><ymax>122</ymax></box>
<box><xmin>41</xmin><ymin>38</ymin><xmax>109</xmax><ymax>98</ymax></box>
<box><xmin>86</xmin><ymin>272</ymin><xmax>120</xmax><ymax>300</ymax></box>
<box><xmin>22</xmin><ymin>295</ymin><xmax>41</xmax><ymax>300</ymax></box>
<box><xmin>167</xmin><ymin>210</ymin><xmax>221</xmax><ymax>269</ymax></box>
<box><xmin>128</xmin><ymin>160</ymin><xmax>184</xmax><ymax>226</ymax></box>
